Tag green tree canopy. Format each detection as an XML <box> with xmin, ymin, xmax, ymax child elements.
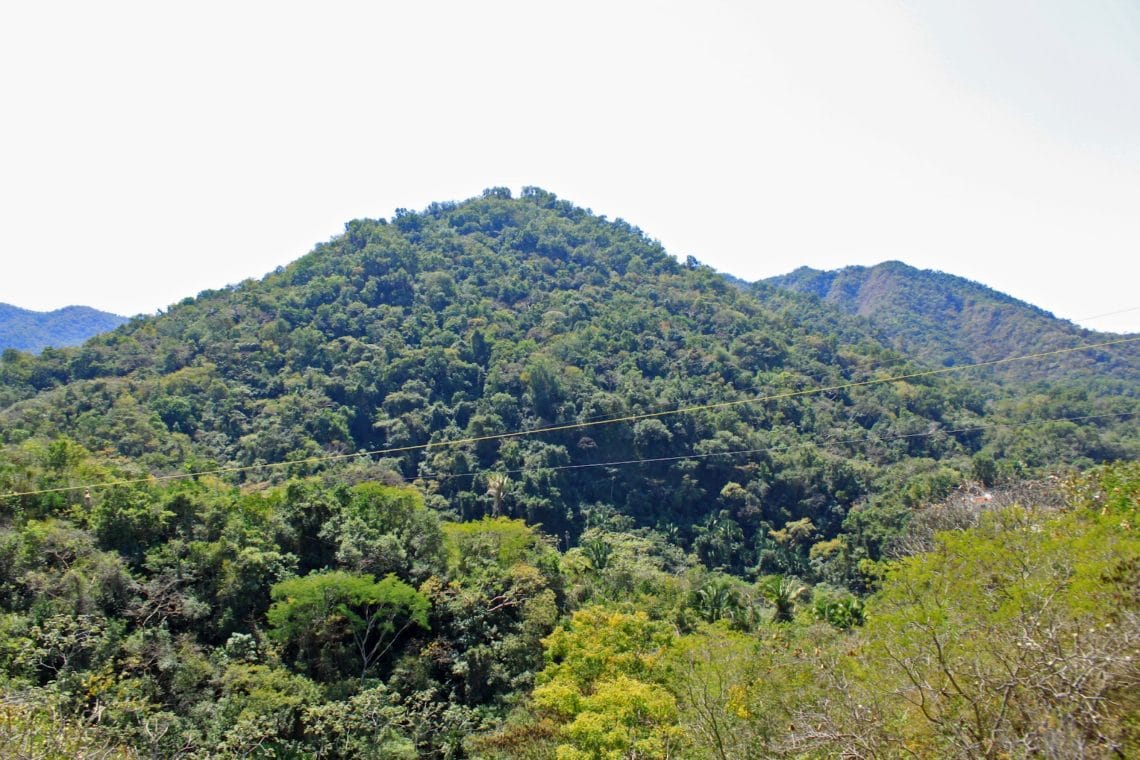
<box><xmin>267</xmin><ymin>570</ymin><xmax>429</xmax><ymax>684</ymax></box>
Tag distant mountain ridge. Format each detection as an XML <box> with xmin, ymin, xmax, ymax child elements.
<box><xmin>0</xmin><ymin>302</ymin><xmax>128</xmax><ymax>353</ymax></box>
<box><xmin>763</xmin><ymin>261</ymin><xmax>1138</xmax><ymax>383</ymax></box>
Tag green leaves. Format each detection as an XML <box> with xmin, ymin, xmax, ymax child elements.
<box><xmin>757</xmin><ymin>575</ymin><xmax>807</xmax><ymax>623</ymax></box>
<box><xmin>1</xmin><ymin>190</ymin><xmax>1138</xmax><ymax>757</ymax></box>
<box><xmin>532</xmin><ymin>607</ymin><xmax>682</xmax><ymax>758</ymax></box>
<box><xmin>267</xmin><ymin>570</ymin><xmax>429</xmax><ymax>683</ymax></box>
<box><xmin>826</xmin><ymin>500</ymin><xmax>1140</xmax><ymax>757</ymax></box>
<box><xmin>321</xmin><ymin>482</ymin><xmax>445</xmax><ymax>582</ymax></box>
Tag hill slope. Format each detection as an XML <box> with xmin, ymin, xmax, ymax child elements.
<box><xmin>2</xmin><ymin>190</ymin><xmax>1137</xmax><ymax>548</ymax></box>
<box><xmin>0</xmin><ymin>192</ymin><xmax>1136</xmax><ymax>759</ymax></box>
<box><xmin>0</xmin><ymin>303</ymin><xmax>128</xmax><ymax>353</ymax></box>
<box><xmin>764</xmin><ymin>261</ymin><xmax>1139</xmax><ymax>383</ymax></box>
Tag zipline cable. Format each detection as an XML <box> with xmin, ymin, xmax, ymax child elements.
<box><xmin>2</xmin><ymin>335</ymin><xmax>1137</xmax><ymax>499</ymax></box>
<box><xmin>420</xmin><ymin>410</ymin><xmax>1137</xmax><ymax>482</ymax></box>
<box><xmin>1076</xmin><ymin>305</ymin><xmax>1140</xmax><ymax>323</ymax></box>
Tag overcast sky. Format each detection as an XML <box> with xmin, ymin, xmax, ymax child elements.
<box><xmin>2</xmin><ymin>1</ymin><xmax>1138</xmax><ymax>332</ymax></box>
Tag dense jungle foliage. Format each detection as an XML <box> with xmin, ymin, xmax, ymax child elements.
<box><xmin>1</xmin><ymin>188</ymin><xmax>1137</xmax><ymax>757</ymax></box>
<box><xmin>765</xmin><ymin>260</ymin><xmax>1140</xmax><ymax>383</ymax></box>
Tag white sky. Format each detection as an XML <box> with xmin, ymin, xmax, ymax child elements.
<box><xmin>1</xmin><ymin>0</ymin><xmax>1138</xmax><ymax>332</ymax></box>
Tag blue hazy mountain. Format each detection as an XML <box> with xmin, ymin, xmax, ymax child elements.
<box><xmin>0</xmin><ymin>302</ymin><xmax>128</xmax><ymax>353</ymax></box>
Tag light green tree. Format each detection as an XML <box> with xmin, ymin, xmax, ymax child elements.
<box><xmin>531</xmin><ymin>607</ymin><xmax>683</xmax><ymax>759</ymax></box>
<box><xmin>267</xmin><ymin>570</ymin><xmax>429</xmax><ymax>683</ymax></box>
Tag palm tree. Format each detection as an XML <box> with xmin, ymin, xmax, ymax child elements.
<box><xmin>486</xmin><ymin>472</ymin><xmax>509</xmax><ymax>517</ymax></box>
<box><xmin>759</xmin><ymin>575</ymin><xmax>807</xmax><ymax>623</ymax></box>
<box><xmin>695</xmin><ymin>576</ymin><xmax>741</xmax><ymax>624</ymax></box>
<box><xmin>581</xmin><ymin>538</ymin><xmax>612</xmax><ymax>573</ymax></box>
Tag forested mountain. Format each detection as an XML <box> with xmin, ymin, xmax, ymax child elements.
<box><xmin>1</xmin><ymin>189</ymin><xmax>1137</xmax><ymax>757</ymax></box>
<box><xmin>3</xmin><ymin>191</ymin><xmax>1134</xmax><ymax>504</ymax></box>
<box><xmin>764</xmin><ymin>261</ymin><xmax>1139</xmax><ymax>383</ymax></box>
<box><xmin>0</xmin><ymin>303</ymin><xmax>128</xmax><ymax>353</ymax></box>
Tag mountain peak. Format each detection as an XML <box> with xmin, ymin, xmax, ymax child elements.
<box><xmin>764</xmin><ymin>261</ymin><xmax>1134</xmax><ymax>379</ymax></box>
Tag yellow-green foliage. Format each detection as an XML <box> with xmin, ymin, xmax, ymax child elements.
<box><xmin>561</xmin><ymin>528</ymin><xmax>691</xmax><ymax>612</ymax></box>
<box><xmin>533</xmin><ymin>607</ymin><xmax>682</xmax><ymax>759</ymax></box>
<box><xmin>557</xmin><ymin>676</ymin><xmax>679</xmax><ymax>760</ymax></box>
<box><xmin>823</xmin><ymin>497</ymin><xmax>1140</xmax><ymax>758</ymax></box>
<box><xmin>666</xmin><ymin>624</ymin><xmax>768</xmax><ymax>760</ymax></box>
<box><xmin>647</xmin><ymin>464</ymin><xmax>1140</xmax><ymax>759</ymax></box>
<box><xmin>267</xmin><ymin>571</ymin><xmax>429</xmax><ymax>683</ymax></box>
<box><xmin>443</xmin><ymin>517</ymin><xmax>547</xmax><ymax>572</ymax></box>
<box><xmin>0</xmin><ymin>698</ymin><xmax>134</xmax><ymax>759</ymax></box>
<box><xmin>1066</xmin><ymin>460</ymin><xmax>1140</xmax><ymax>525</ymax></box>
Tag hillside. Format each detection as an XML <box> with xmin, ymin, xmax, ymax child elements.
<box><xmin>764</xmin><ymin>261</ymin><xmax>1139</xmax><ymax>383</ymax></box>
<box><xmin>3</xmin><ymin>190</ymin><xmax>1137</xmax><ymax>533</ymax></box>
<box><xmin>0</xmin><ymin>189</ymin><xmax>1137</xmax><ymax>757</ymax></box>
<box><xmin>0</xmin><ymin>303</ymin><xmax>128</xmax><ymax>353</ymax></box>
